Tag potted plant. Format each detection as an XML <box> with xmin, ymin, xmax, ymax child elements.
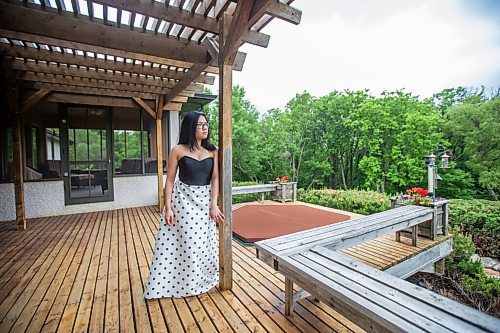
<box><xmin>270</xmin><ymin>175</ymin><xmax>297</xmax><ymax>203</ymax></box>
<box><xmin>391</xmin><ymin>187</ymin><xmax>449</xmax><ymax>240</ymax></box>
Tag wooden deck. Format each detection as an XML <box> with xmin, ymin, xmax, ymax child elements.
<box><xmin>0</xmin><ymin>205</ymin><xmax>448</xmax><ymax>333</ymax></box>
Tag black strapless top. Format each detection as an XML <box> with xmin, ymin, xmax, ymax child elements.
<box><xmin>178</xmin><ymin>156</ymin><xmax>214</xmax><ymax>186</ymax></box>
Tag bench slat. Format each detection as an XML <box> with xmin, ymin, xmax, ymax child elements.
<box><xmin>257</xmin><ymin>207</ymin><xmax>433</xmax><ymax>264</ymax></box>
<box><xmin>280</xmin><ymin>254</ymin><xmax>441</xmax><ymax>333</ymax></box>
<box><xmin>232</xmin><ymin>184</ymin><xmax>277</xmax><ymax>195</ymax></box>
<box><xmin>311</xmin><ymin>247</ymin><xmax>499</xmax><ymax>332</ymax></box>
<box><xmin>260</xmin><ymin>205</ymin><xmax>424</xmax><ymax>248</ymax></box>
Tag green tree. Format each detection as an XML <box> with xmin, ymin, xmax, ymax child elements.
<box><xmin>205</xmin><ymin>85</ymin><xmax>263</xmax><ymax>181</ymax></box>
<box><xmin>445</xmin><ymin>98</ymin><xmax>500</xmax><ymax>200</ymax></box>
<box><xmin>357</xmin><ymin>91</ymin><xmax>444</xmax><ymax>193</ymax></box>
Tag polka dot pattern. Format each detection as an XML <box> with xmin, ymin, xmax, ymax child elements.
<box><xmin>144</xmin><ymin>180</ymin><xmax>218</xmax><ymax>299</ymax></box>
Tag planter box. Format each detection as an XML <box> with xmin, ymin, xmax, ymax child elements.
<box><xmin>270</xmin><ymin>182</ymin><xmax>297</xmax><ymax>203</ymax></box>
<box><xmin>390</xmin><ymin>198</ymin><xmax>449</xmax><ymax>240</ymax></box>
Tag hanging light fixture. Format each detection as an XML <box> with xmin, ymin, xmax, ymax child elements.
<box><xmin>441</xmin><ymin>152</ymin><xmax>450</xmax><ymax>169</ymax></box>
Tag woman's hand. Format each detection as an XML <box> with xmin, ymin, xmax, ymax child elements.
<box><xmin>164</xmin><ymin>209</ymin><xmax>174</xmax><ymax>226</ymax></box>
<box><xmin>210</xmin><ymin>206</ymin><xmax>225</xmax><ymax>223</ymax></box>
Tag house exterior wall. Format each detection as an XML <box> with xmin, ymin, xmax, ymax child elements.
<box><xmin>0</xmin><ymin>175</ymin><xmax>166</xmax><ymax>221</ymax></box>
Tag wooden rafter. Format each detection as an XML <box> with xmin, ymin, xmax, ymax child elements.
<box><xmin>20</xmin><ymin>89</ymin><xmax>52</xmax><ymax>114</ymax></box>
<box><xmin>44</xmin><ymin>92</ymin><xmax>150</xmax><ymax>108</ymax></box>
<box><xmin>0</xmin><ymin>44</ymin><xmax>216</xmax><ymax>84</ymax></box>
<box><xmin>18</xmin><ymin>80</ymin><xmax>195</xmax><ymax>103</ymax></box>
<box><xmin>0</xmin><ymin>3</ymin><xmax>210</xmax><ymax>65</ymax></box>
<box><xmin>266</xmin><ymin>0</ymin><xmax>301</xmax><ymax>25</ymax></box>
<box><xmin>15</xmin><ymin>70</ymin><xmax>196</xmax><ymax>97</ymax></box>
<box><xmin>220</xmin><ymin>0</ymin><xmax>272</xmax><ymax>64</ymax></box>
<box><xmin>232</xmin><ymin>0</ymin><xmax>302</xmax><ymax>26</ymax></box>
<box><xmin>163</xmin><ymin>63</ymin><xmax>209</xmax><ymax>105</ymax></box>
<box><xmin>203</xmin><ymin>37</ymin><xmax>220</xmax><ymax>63</ymax></box>
<box><xmin>132</xmin><ymin>97</ymin><xmax>156</xmax><ymax>118</ymax></box>
<box><xmin>94</xmin><ymin>0</ymin><xmax>270</xmax><ymax>48</ymax></box>
<box><xmin>0</xmin><ymin>28</ymin><xmax>223</xmax><ymax>74</ymax></box>
<box><xmin>11</xmin><ymin>71</ymin><xmax>201</xmax><ymax>94</ymax></box>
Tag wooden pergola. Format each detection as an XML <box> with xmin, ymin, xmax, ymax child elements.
<box><xmin>0</xmin><ymin>0</ymin><xmax>301</xmax><ymax>289</ymax></box>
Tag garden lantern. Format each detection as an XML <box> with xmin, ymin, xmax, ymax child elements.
<box><xmin>424</xmin><ymin>149</ymin><xmax>451</xmax><ymax>198</ymax></box>
<box><xmin>441</xmin><ymin>152</ymin><xmax>450</xmax><ymax>168</ymax></box>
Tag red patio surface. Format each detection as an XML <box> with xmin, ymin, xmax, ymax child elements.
<box><xmin>232</xmin><ymin>204</ymin><xmax>351</xmax><ymax>243</ymax></box>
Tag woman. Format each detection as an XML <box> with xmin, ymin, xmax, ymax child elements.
<box><xmin>145</xmin><ymin>111</ymin><xmax>224</xmax><ymax>299</ymax></box>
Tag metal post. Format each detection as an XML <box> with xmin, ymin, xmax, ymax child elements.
<box><xmin>427</xmin><ymin>164</ymin><xmax>434</xmax><ymax>195</ymax></box>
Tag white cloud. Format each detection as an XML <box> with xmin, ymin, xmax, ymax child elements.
<box><xmin>222</xmin><ymin>0</ymin><xmax>500</xmax><ymax>113</ymax></box>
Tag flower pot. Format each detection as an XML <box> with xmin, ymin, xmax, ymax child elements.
<box><xmin>270</xmin><ymin>182</ymin><xmax>297</xmax><ymax>203</ymax></box>
<box><xmin>390</xmin><ymin>198</ymin><xmax>449</xmax><ymax>240</ymax></box>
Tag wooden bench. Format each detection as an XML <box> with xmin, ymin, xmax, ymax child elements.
<box><xmin>256</xmin><ymin>205</ymin><xmax>434</xmax><ymax>270</ymax></box>
<box><xmin>279</xmin><ymin>246</ymin><xmax>499</xmax><ymax>332</ymax></box>
<box><xmin>232</xmin><ymin>184</ymin><xmax>279</xmax><ymax>202</ymax></box>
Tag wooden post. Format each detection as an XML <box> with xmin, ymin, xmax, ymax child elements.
<box><xmin>156</xmin><ymin>95</ymin><xmax>165</xmax><ymax>213</ymax></box>
<box><xmin>216</xmin><ymin>12</ymin><xmax>234</xmax><ymax>290</ymax></box>
<box><xmin>4</xmin><ymin>82</ymin><xmax>26</xmax><ymax>230</ymax></box>
<box><xmin>218</xmin><ymin>62</ymin><xmax>233</xmax><ymax>290</ymax></box>
<box><xmin>285</xmin><ymin>277</ymin><xmax>294</xmax><ymax>316</ymax></box>
<box><xmin>37</xmin><ymin>126</ymin><xmax>47</xmax><ymax>167</ymax></box>
<box><xmin>13</xmin><ymin>114</ymin><xmax>26</xmax><ymax>230</ymax></box>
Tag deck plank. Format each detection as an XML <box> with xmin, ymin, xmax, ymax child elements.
<box><xmin>18</xmin><ymin>211</ymin><xmax>96</xmax><ymax>333</ymax></box>
<box><xmin>72</xmin><ymin>210</ymin><xmax>109</xmax><ymax>333</ymax></box>
<box><xmin>0</xmin><ymin>213</ymin><xmax>81</xmax><ymax>329</ymax></box>
<box><xmin>117</xmin><ymin>209</ymin><xmax>135</xmax><ymax>333</ymax></box>
<box><xmin>52</xmin><ymin>211</ymin><xmax>105</xmax><ymax>333</ymax></box>
<box><xmin>0</xmin><ymin>204</ymin><xmax>457</xmax><ymax>333</ymax></box>
<box><xmin>3</xmin><ymin>212</ymin><xmax>90</xmax><ymax>333</ymax></box>
<box><xmin>0</xmin><ymin>215</ymin><xmax>66</xmax><ymax>290</ymax></box>
<box><xmin>105</xmin><ymin>209</ymin><xmax>120</xmax><ymax>332</ymax></box>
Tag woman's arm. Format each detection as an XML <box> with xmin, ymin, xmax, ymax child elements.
<box><xmin>210</xmin><ymin>149</ymin><xmax>224</xmax><ymax>223</ymax></box>
<box><xmin>163</xmin><ymin>146</ymin><xmax>179</xmax><ymax>225</ymax></box>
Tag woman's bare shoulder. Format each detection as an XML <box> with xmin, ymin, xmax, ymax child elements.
<box><xmin>171</xmin><ymin>145</ymin><xmax>185</xmax><ymax>157</ymax></box>
<box><xmin>211</xmin><ymin>146</ymin><xmax>218</xmax><ymax>157</ymax></box>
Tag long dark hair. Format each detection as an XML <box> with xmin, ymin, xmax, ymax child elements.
<box><xmin>178</xmin><ymin>111</ymin><xmax>216</xmax><ymax>151</ymax></box>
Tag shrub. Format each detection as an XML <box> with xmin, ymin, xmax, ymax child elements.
<box><xmin>449</xmin><ymin>199</ymin><xmax>500</xmax><ymax>258</ymax></box>
<box><xmin>447</xmin><ymin>231</ymin><xmax>500</xmax><ymax>298</ymax></box>
<box><xmin>298</xmin><ymin>188</ymin><xmax>391</xmax><ymax>215</ymax></box>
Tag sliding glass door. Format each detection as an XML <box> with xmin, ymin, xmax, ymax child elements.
<box><xmin>60</xmin><ymin>105</ymin><xmax>113</xmax><ymax>205</ymax></box>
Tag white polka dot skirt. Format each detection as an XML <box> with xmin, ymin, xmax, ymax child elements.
<box><xmin>144</xmin><ymin>180</ymin><xmax>218</xmax><ymax>299</ymax></box>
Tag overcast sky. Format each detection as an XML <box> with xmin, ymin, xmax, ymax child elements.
<box><xmin>227</xmin><ymin>0</ymin><xmax>500</xmax><ymax>114</ymax></box>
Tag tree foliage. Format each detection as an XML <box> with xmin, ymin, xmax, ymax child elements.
<box><xmin>204</xmin><ymin>85</ymin><xmax>498</xmax><ymax>200</ymax></box>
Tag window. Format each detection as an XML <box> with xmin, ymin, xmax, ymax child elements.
<box><xmin>113</xmin><ymin>108</ymin><xmax>155</xmax><ymax>175</ymax></box>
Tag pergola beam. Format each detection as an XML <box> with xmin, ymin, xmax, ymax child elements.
<box><xmin>19</xmin><ymin>81</ymin><xmax>185</xmax><ymax>111</ymax></box>
<box><xmin>16</xmin><ymin>71</ymin><xmax>193</xmax><ymax>98</ymax></box>
<box><xmin>232</xmin><ymin>0</ymin><xmax>302</xmax><ymax>26</ymax></box>
<box><xmin>203</xmin><ymin>37</ymin><xmax>220</xmax><ymax>63</ymax></box>
<box><xmin>20</xmin><ymin>89</ymin><xmax>52</xmax><ymax>114</ymax></box>
<box><xmin>132</xmin><ymin>97</ymin><xmax>157</xmax><ymax>119</ymax></box>
<box><xmin>220</xmin><ymin>0</ymin><xmax>274</xmax><ymax>65</ymax></box>
<box><xmin>94</xmin><ymin>0</ymin><xmax>270</xmax><ymax>48</ymax></box>
<box><xmin>43</xmin><ymin>92</ymin><xmax>154</xmax><ymax>108</ymax></box>
<box><xmin>0</xmin><ymin>3</ymin><xmax>210</xmax><ymax>64</ymax></box>
<box><xmin>266</xmin><ymin>0</ymin><xmax>302</xmax><ymax>25</ymax></box>
<box><xmin>0</xmin><ymin>44</ymin><xmax>216</xmax><ymax>84</ymax></box>
<box><xmin>0</xmin><ymin>28</ymin><xmax>223</xmax><ymax>74</ymax></box>
<box><xmin>163</xmin><ymin>63</ymin><xmax>210</xmax><ymax>105</ymax></box>
<box><xmin>8</xmin><ymin>60</ymin><xmax>180</xmax><ymax>90</ymax></box>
